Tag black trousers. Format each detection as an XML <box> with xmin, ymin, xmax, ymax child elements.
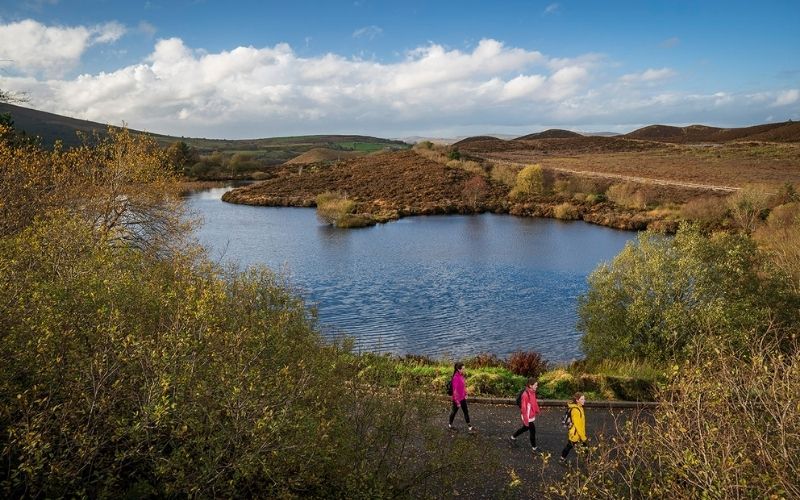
<box><xmin>561</xmin><ymin>440</ymin><xmax>583</xmax><ymax>459</ymax></box>
<box><xmin>512</xmin><ymin>422</ymin><xmax>536</xmax><ymax>447</ymax></box>
<box><xmin>449</xmin><ymin>399</ymin><xmax>470</xmax><ymax>425</ymax></box>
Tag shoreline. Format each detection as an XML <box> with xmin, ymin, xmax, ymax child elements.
<box><xmin>220</xmin><ymin>188</ymin><xmax>679</xmax><ymax>232</ymax></box>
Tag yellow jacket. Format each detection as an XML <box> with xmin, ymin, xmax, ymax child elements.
<box><xmin>567</xmin><ymin>403</ymin><xmax>586</xmax><ymax>443</ymax></box>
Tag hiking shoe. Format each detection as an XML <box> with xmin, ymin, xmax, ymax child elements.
<box><xmin>531</xmin><ymin>446</ymin><xmax>540</xmax><ymax>452</ymax></box>
<box><xmin>468</xmin><ymin>426</ymin><xmax>475</xmax><ymax>432</ymax></box>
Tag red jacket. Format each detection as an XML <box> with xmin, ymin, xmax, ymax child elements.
<box><xmin>451</xmin><ymin>372</ymin><xmax>467</xmax><ymax>403</ymax></box>
<box><xmin>520</xmin><ymin>388</ymin><xmax>540</xmax><ymax>424</ymax></box>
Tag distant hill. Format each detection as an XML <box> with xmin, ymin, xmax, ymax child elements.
<box><xmin>451</xmin><ymin>136</ymin><xmax>523</xmax><ymax>152</ymax></box>
<box><xmin>516</xmin><ymin>129</ymin><xmax>583</xmax><ymax>140</ymax></box>
<box><xmin>284</xmin><ymin>148</ymin><xmax>366</xmax><ymax>165</ymax></box>
<box><xmin>624</xmin><ymin>121</ymin><xmax>800</xmax><ymax>143</ymax></box>
<box><xmin>0</xmin><ymin>103</ymin><xmax>410</xmax><ymax>153</ymax></box>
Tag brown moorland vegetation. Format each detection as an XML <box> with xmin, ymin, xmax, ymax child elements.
<box><xmin>623</xmin><ymin>120</ymin><xmax>800</xmax><ymax>143</ymax></box>
<box><xmin>222</xmin><ymin>150</ymin><xmax>510</xmax><ymax>218</ymax></box>
<box><xmin>220</xmin><ymin>121</ymin><xmax>800</xmax><ymax>232</ymax></box>
<box><xmin>284</xmin><ymin>147</ymin><xmax>366</xmax><ymax>164</ymax></box>
<box><xmin>223</xmin><ymin>138</ymin><xmax>800</xmax><ymax>232</ymax></box>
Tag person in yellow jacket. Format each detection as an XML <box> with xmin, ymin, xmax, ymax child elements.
<box><xmin>559</xmin><ymin>392</ymin><xmax>587</xmax><ymax>464</ymax></box>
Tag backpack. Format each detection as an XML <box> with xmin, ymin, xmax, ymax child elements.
<box><xmin>445</xmin><ymin>377</ymin><xmax>453</xmax><ymax>396</ymax></box>
<box><xmin>561</xmin><ymin>407</ymin><xmax>573</xmax><ymax>428</ymax></box>
<box><xmin>515</xmin><ymin>388</ymin><xmax>525</xmax><ymax>408</ymax></box>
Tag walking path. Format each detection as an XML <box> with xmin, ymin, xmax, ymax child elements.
<box><xmin>443</xmin><ymin>401</ymin><xmax>649</xmax><ymax>498</ymax></box>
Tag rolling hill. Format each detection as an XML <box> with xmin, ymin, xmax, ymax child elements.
<box><xmin>624</xmin><ymin>121</ymin><xmax>800</xmax><ymax>143</ymax></box>
<box><xmin>0</xmin><ymin>102</ymin><xmax>410</xmax><ymax>154</ymax></box>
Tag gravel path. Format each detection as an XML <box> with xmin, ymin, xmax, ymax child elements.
<box><xmin>441</xmin><ymin>402</ymin><xmax>643</xmax><ymax>498</ymax></box>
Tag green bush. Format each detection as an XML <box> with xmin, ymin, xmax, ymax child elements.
<box><xmin>579</xmin><ymin>224</ymin><xmax>799</xmax><ymax>363</ymax></box>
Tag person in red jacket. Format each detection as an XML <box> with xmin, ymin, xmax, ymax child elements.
<box><xmin>510</xmin><ymin>377</ymin><xmax>541</xmax><ymax>451</ymax></box>
<box><xmin>448</xmin><ymin>362</ymin><xmax>474</xmax><ymax>431</ymax></box>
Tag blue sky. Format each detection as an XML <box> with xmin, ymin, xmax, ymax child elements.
<box><xmin>1</xmin><ymin>0</ymin><xmax>798</xmax><ymax>138</ymax></box>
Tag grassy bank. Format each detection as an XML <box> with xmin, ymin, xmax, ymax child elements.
<box><xmin>346</xmin><ymin>352</ymin><xmax>665</xmax><ymax>401</ymax></box>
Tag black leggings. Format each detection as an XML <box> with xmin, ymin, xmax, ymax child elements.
<box><xmin>512</xmin><ymin>422</ymin><xmax>536</xmax><ymax>447</ymax></box>
<box><xmin>449</xmin><ymin>400</ymin><xmax>470</xmax><ymax>425</ymax></box>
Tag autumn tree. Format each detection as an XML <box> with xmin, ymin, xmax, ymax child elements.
<box><xmin>510</xmin><ymin>164</ymin><xmax>545</xmax><ymax>200</ymax></box>
<box><xmin>166</xmin><ymin>140</ymin><xmax>199</xmax><ymax>175</ymax></box>
<box><xmin>461</xmin><ymin>174</ymin><xmax>489</xmax><ymax>209</ymax></box>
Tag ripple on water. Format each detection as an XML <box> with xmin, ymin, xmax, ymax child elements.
<box><xmin>187</xmin><ymin>192</ymin><xmax>636</xmax><ymax>362</ymax></box>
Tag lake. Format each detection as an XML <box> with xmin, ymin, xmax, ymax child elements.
<box><xmin>186</xmin><ymin>185</ymin><xmax>636</xmax><ymax>362</ymax></box>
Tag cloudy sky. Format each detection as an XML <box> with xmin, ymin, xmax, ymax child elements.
<box><xmin>1</xmin><ymin>0</ymin><xmax>798</xmax><ymax>139</ymax></box>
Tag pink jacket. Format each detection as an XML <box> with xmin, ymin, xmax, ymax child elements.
<box><xmin>451</xmin><ymin>372</ymin><xmax>467</xmax><ymax>403</ymax></box>
<box><xmin>520</xmin><ymin>388</ymin><xmax>540</xmax><ymax>424</ymax></box>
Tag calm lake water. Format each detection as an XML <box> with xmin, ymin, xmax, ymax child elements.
<box><xmin>186</xmin><ymin>186</ymin><xmax>636</xmax><ymax>362</ymax></box>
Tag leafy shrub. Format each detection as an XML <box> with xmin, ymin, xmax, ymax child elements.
<box><xmin>579</xmin><ymin>224</ymin><xmax>799</xmax><ymax>363</ymax></box>
<box><xmin>336</xmin><ymin>213</ymin><xmax>375</xmax><ymax>228</ymax></box>
<box><xmin>510</xmin><ymin>164</ymin><xmax>545</xmax><ymax>200</ymax></box>
<box><xmin>315</xmin><ymin>191</ymin><xmax>357</xmax><ymax>226</ymax></box>
<box><xmin>606</xmin><ymin>182</ymin><xmax>649</xmax><ymax>209</ymax></box>
<box><xmin>490</xmin><ymin>163</ymin><xmax>519</xmax><ymax>187</ymax></box>
<box><xmin>507</xmin><ymin>351</ymin><xmax>548</xmax><ymax>378</ymax></box>
<box><xmin>462</xmin><ymin>174</ymin><xmax>489</xmax><ymax>209</ymax></box>
<box><xmin>550</xmin><ymin>335</ymin><xmax>800</xmax><ymax>498</ymax></box>
<box><xmin>585</xmin><ymin>193</ymin><xmax>605</xmax><ymax>204</ymax></box>
<box><xmin>447</xmin><ymin>148</ymin><xmax>461</xmax><ymax>160</ymax></box>
<box><xmin>553</xmin><ymin>202</ymin><xmax>580</xmax><ymax>220</ymax></box>
<box><xmin>755</xmin><ymin>202</ymin><xmax>800</xmax><ymax>294</ymax></box>
<box><xmin>726</xmin><ymin>183</ymin><xmax>774</xmax><ymax>233</ymax></box>
<box><xmin>680</xmin><ymin>195</ymin><xmax>729</xmax><ymax>226</ymax></box>
<box><xmin>553</xmin><ymin>179</ymin><xmax>572</xmax><ymax>195</ymax></box>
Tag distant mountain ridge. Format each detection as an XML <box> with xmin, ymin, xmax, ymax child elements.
<box><xmin>2</xmin><ymin>102</ymin><xmax>797</xmax><ymax>148</ymax></box>
<box><xmin>450</xmin><ymin>121</ymin><xmax>799</xmax><ymax>149</ymax></box>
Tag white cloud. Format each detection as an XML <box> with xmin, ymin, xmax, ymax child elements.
<box><xmin>0</xmin><ymin>19</ymin><xmax>126</xmax><ymax>76</ymax></box>
<box><xmin>772</xmin><ymin>89</ymin><xmax>799</xmax><ymax>107</ymax></box>
<box><xmin>10</xmin><ymin>34</ymin><xmax>799</xmax><ymax>138</ymax></box>
<box><xmin>353</xmin><ymin>25</ymin><xmax>383</xmax><ymax>39</ymax></box>
<box><xmin>620</xmin><ymin>67</ymin><xmax>676</xmax><ymax>84</ymax></box>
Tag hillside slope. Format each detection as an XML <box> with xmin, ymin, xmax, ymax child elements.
<box><xmin>0</xmin><ymin>103</ymin><xmax>410</xmax><ymax>152</ymax></box>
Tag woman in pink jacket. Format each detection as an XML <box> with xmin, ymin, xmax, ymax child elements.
<box><xmin>510</xmin><ymin>377</ymin><xmax>541</xmax><ymax>451</ymax></box>
<box><xmin>448</xmin><ymin>362</ymin><xmax>474</xmax><ymax>431</ymax></box>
